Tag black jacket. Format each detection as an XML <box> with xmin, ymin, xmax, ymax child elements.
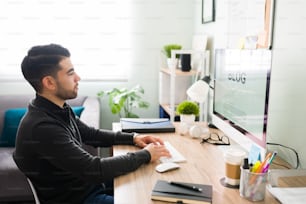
<box><xmin>13</xmin><ymin>95</ymin><xmax>150</xmax><ymax>203</ymax></box>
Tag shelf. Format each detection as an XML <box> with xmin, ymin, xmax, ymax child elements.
<box><xmin>159</xmin><ymin>104</ymin><xmax>199</xmax><ymax>122</ymax></box>
<box><xmin>160</xmin><ymin>104</ymin><xmax>178</xmax><ymax>117</ymax></box>
<box><xmin>159</xmin><ymin>50</ymin><xmax>210</xmax><ymax>122</ymax></box>
<box><xmin>159</xmin><ymin>104</ymin><xmax>181</xmax><ymax>121</ymax></box>
<box><xmin>160</xmin><ymin>68</ymin><xmax>198</xmax><ymax>76</ymax></box>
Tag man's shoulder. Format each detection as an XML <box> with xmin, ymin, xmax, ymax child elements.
<box><xmin>19</xmin><ymin>106</ymin><xmax>68</xmax><ymax>140</ymax></box>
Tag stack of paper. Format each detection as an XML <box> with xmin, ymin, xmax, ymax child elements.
<box><xmin>268</xmin><ymin>186</ymin><xmax>306</xmax><ymax>204</ymax></box>
<box><xmin>120</xmin><ymin>118</ymin><xmax>175</xmax><ymax>133</ymax></box>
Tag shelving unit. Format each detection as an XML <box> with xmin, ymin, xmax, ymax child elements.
<box><xmin>159</xmin><ymin>50</ymin><xmax>210</xmax><ymax>122</ymax></box>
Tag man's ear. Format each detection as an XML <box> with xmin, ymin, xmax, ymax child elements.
<box><xmin>41</xmin><ymin>76</ymin><xmax>56</xmax><ymax>90</ymax></box>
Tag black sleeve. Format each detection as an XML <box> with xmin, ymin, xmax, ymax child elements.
<box><xmin>33</xmin><ymin>122</ymin><xmax>151</xmax><ymax>184</ymax></box>
<box><xmin>76</xmin><ymin>118</ymin><xmax>135</xmax><ymax>147</ymax></box>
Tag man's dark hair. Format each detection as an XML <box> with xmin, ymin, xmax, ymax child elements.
<box><xmin>21</xmin><ymin>44</ymin><xmax>71</xmax><ymax>93</ymax></box>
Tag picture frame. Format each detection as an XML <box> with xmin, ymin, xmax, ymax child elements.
<box><xmin>202</xmin><ymin>0</ymin><xmax>215</xmax><ymax>24</ymax></box>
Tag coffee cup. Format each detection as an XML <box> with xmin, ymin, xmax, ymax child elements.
<box><xmin>224</xmin><ymin>148</ymin><xmax>246</xmax><ymax>186</ymax></box>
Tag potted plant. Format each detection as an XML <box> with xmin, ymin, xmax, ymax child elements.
<box><xmin>162</xmin><ymin>44</ymin><xmax>182</xmax><ymax>69</ymax></box>
<box><xmin>97</xmin><ymin>85</ymin><xmax>149</xmax><ymax>118</ymax></box>
<box><xmin>176</xmin><ymin>100</ymin><xmax>199</xmax><ymax>124</ymax></box>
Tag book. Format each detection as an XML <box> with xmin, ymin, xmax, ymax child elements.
<box><xmin>120</xmin><ymin>118</ymin><xmax>175</xmax><ymax>133</ymax></box>
<box><xmin>151</xmin><ymin>180</ymin><xmax>212</xmax><ymax>204</ymax></box>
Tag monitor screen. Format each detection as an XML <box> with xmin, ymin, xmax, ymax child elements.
<box><xmin>212</xmin><ymin>49</ymin><xmax>272</xmax><ymax>155</ymax></box>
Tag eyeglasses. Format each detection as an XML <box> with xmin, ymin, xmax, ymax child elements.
<box><xmin>201</xmin><ymin>133</ymin><xmax>230</xmax><ymax>145</ymax></box>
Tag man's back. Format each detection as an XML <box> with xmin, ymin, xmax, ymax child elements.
<box><xmin>14</xmin><ymin>96</ymin><xmax>94</xmax><ymax>203</ymax></box>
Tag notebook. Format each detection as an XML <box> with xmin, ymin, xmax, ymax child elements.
<box><xmin>120</xmin><ymin>118</ymin><xmax>175</xmax><ymax>133</ymax></box>
<box><xmin>151</xmin><ymin>180</ymin><xmax>212</xmax><ymax>204</ymax></box>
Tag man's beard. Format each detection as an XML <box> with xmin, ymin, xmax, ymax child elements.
<box><xmin>55</xmin><ymin>82</ymin><xmax>78</xmax><ymax>100</ymax></box>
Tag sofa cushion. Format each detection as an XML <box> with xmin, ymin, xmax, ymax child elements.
<box><xmin>0</xmin><ymin>95</ymin><xmax>35</xmax><ymax>136</ymax></box>
<box><xmin>0</xmin><ymin>106</ymin><xmax>84</xmax><ymax>147</ymax></box>
<box><xmin>0</xmin><ymin>108</ymin><xmax>27</xmax><ymax>147</ymax></box>
<box><xmin>71</xmin><ymin>106</ymin><xmax>85</xmax><ymax>117</ymax></box>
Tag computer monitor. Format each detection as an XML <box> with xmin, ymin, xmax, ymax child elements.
<box><xmin>211</xmin><ymin>49</ymin><xmax>272</xmax><ymax>158</ymax></box>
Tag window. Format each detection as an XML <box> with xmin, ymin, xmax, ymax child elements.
<box><xmin>0</xmin><ymin>0</ymin><xmax>132</xmax><ymax>81</ymax></box>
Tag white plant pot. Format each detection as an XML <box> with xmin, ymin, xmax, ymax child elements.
<box><xmin>180</xmin><ymin>114</ymin><xmax>196</xmax><ymax>125</ymax></box>
<box><xmin>167</xmin><ymin>58</ymin><xmax>178</xmax><ymax>69</ymax></box>
<box><xmin>178</xmin><ymin>114</ymin><xmax>196</xmax><ymax>136</ymax></box>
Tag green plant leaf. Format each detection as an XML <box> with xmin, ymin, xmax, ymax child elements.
<box><xmin>163</xmin><ymin>44</ymin><xmax>182</xmax><ymax>58</ymax></box>
<box><xmin>176</xmin><ymin>100</ymin><xmax>199</xmax><ymax>116</ymax></box>
<box><xmin>97</xmin><ymin>84</ymin><xmax>150</xmax><ymax>118</ymax></box>
<box><xmin>127</xmin><ymin>112</ymin><xmax>139</xmax><ymax>118</ymax></box>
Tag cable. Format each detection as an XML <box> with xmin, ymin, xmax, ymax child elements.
<box><xmin>267</xmin><ymin>142</ymin><xmax>300</xmax><ymax>169</ymax></box>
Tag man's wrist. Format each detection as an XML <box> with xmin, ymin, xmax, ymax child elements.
<box><xmin>133</xmin><ymin>132</ymin><xmax>140</xmax><ymax>146</ymax></box>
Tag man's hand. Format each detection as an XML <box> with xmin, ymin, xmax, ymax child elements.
<box><xmin>134</xmin><ymin>134</ymin><xmax>171</xmax><ymax>162</ymax></box>
<box><xmin>133</xmin><ymin>134</ymin><xmax>165</xmax><ymax>148</ymax></box>
<box><xmin>144</xmin><ymin>143</ymin><xmax>171</xmax><ymax>162</ymax></box>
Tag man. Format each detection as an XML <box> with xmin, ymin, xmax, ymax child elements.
<box><xmin>13</xmin><ymin>44</ymin><xmax>170</xmax><ymax>204</ymax></box>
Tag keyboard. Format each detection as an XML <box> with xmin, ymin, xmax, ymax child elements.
<box><xmin>160</xmin><ymin>141</ymin><xmax>186</xmax><ymax>163</ymax></box>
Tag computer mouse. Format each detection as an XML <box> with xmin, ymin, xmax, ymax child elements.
<box><xmin>155</xmin><ymin>162</ymin><xmax>180</xmax><ymax>173</ymax></box>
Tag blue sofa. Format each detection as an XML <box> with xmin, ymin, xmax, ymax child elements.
<box><xmin>0</xmin><ymin>95</ymin><xmax>100</xmax><ymax>203</ymax></box>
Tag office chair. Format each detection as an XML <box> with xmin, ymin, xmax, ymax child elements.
<box><xmin>27</xmin><ymin>178</ymin><xmax>40</xmax><ymax>204</ymax></box>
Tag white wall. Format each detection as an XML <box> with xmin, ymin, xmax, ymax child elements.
<box><xmin>193</xmin><ymin>0</ymin><xmax>306</xmax><ymax>168</ymax></box>
<box><xmin>0</xmin><ymin>0</ymin><xmax>195</xmax><ymax>129</ymax></box>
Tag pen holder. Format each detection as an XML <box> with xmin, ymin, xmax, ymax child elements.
<box><xmin>239</xmin><ymin>167</ymin><xmax>269</xmax><ymax>201</ymax></box>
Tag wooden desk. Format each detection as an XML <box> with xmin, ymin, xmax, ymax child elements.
<box><xmin>113</xmin><ymin>123</ymin><xmax>280</xmax><ymax>204</ymax></box>
<box><xmin>278</xmin><ymin>176</ymin><xmax>306</xmax><ymax>187</ymax></box>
